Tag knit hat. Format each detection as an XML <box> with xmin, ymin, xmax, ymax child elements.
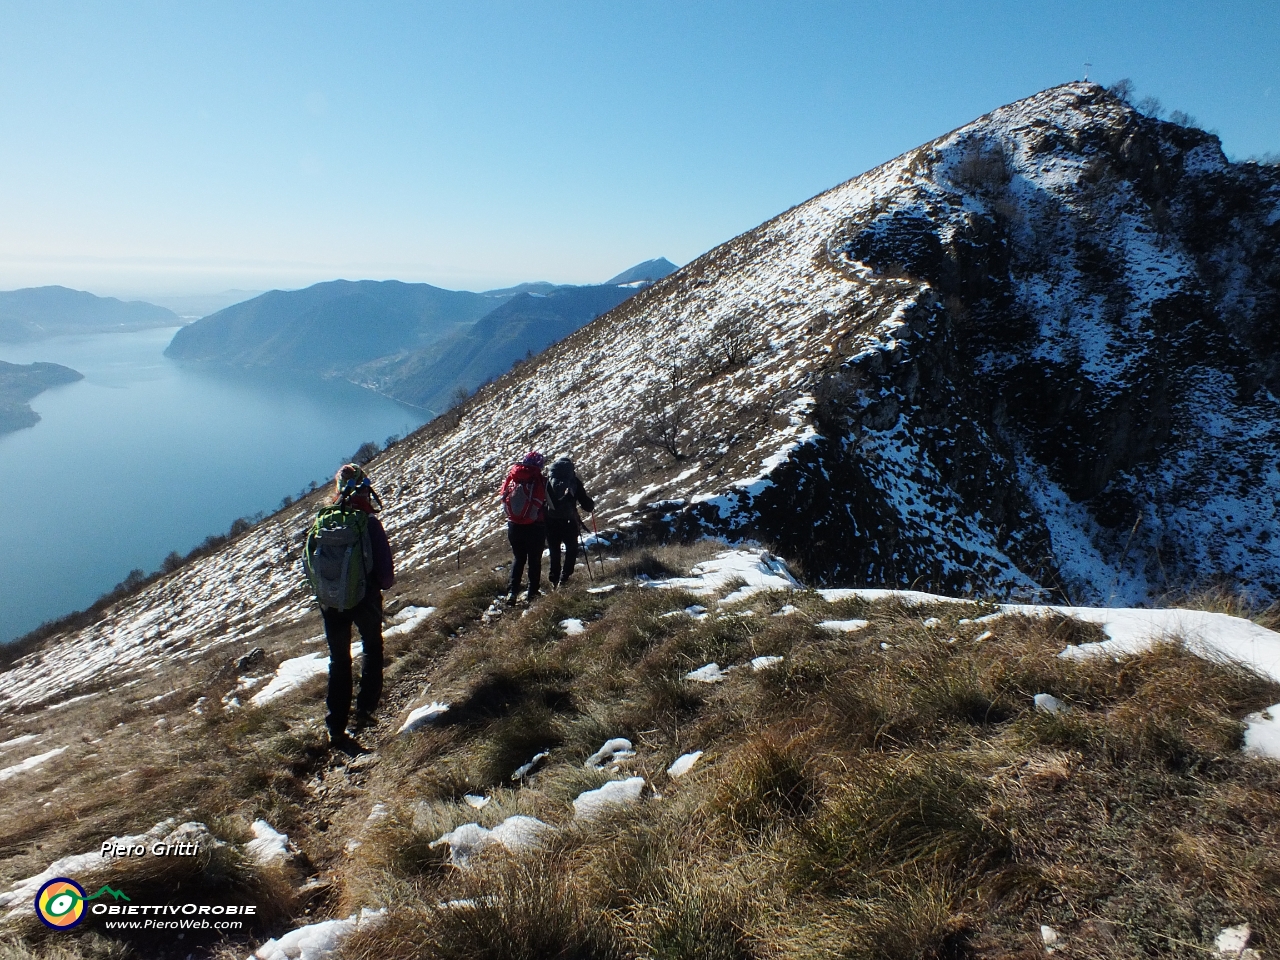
<box><xmin>521</xmin><ymin>451</ymin><xmax>545</xmax><ymax>469</ymax></box>
<box><xmin>335</xmin><ymin>463</ymin><xmax>382</xmax><ymax>510</ymax></box>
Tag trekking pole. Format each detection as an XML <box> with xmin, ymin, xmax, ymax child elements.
<box><xmin>578</xmin><ymin>527</ymin><xmax>596</xmax><ymax>582</ymax></box>
<box><xmin>591</xmin><ymin>514</ymin><xmax>604</xmax><ymax>578</ymax></box>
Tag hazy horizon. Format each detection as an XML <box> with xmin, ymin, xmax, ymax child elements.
<box><xmin>1</xmin><ymin>2</ymin><xmax>1277</xmax><ymax>297</ymax></box>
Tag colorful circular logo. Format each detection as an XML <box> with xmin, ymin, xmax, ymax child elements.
<box><xmin>35</xmin><ymin>878</ymin><xmax>86</xmax><ymax>929</ymax></box>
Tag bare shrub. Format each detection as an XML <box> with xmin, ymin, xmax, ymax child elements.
<box><xmin>636</xmin><ymin>391</ymin><xmax>693</xmax><ymax>461</ymax></box>
<box><xmin>1136</xmin><ymin>95</ymin><xmax>1163</xmax><ymax>118</ymax></box>
<box><xmin>350</xmin><ymin>440</ymin><xmax>381</xmax><ymax>465</ymax></box>
<box><xmin>951</xmin><ymin>137</ymin><xmax>1012</xmax><ymax>194</ymax></box>
<box><xmin>698</xmin><ymin>313</ymin><xmax>766</xmax><ymax>373</ymax></box>
<box><xmin>1108</xmin><ymin>77</ymin><xmax>1135</xmax><ymax>103</ymax></box>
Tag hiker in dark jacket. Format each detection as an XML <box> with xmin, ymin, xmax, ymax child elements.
<box><xmin>318</xmin><ymin>463</ymin><xmax>394</xmax><ymax>753</ymax></box>
<box><xmin>500</xmin><ymin>451</ymin><xmax>547</xmax><ymax>604</ymax></box>
<box><xmin>545</xmin><ymin>455</ymin><xmax>595</xmax><ymax>588</ymax></box>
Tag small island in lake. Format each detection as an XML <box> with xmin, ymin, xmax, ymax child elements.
<box><xmin>0</xmin><ymin>360</ymin><xmax>83</xmax><ymax>435</ymax></box>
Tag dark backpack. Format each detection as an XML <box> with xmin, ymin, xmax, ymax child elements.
<box><xmin>303</xmin><ymin>505</ymin><xmax>373</xmax><ymax>611</ymax></box>
<box><xmin>547</xmin><ymin>474</ymin><xmax>574</xmax><ymax>515</ymax></box>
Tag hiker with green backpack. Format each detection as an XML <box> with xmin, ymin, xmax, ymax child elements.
<box><xmin>303</xmin><ymin>463</ymin><xmax>395</xmax><ymax>754</ymax></box>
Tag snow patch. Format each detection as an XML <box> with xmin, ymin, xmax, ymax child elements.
<box><xmin>512</xmin><ymin>750</ymin><xmax>549</xmax><ymax>780</ymax></box>
<box><xmin>385</xmin><ymin>606</ymin><xmax>435</xmax><ymax>638</ymax></box>
<box><xmin>1215</xmin><ymin>923</ymin><xmax>1258</xmax><ymax>958</ymax></box>
<box><xmin>585</xmin><ymin>738</ymin><xmax>635</xmax><ymax>768</ymax></box>
<box><xmin>1243</xmin><ymin>704</ymin><xmax>1280</xmax><ymax>760</ymax></box>
<box><xmin>249</xmin><ymin>908</ymin><xmax>385</xmax><ymax>960</ymax></box>
<box><xmin>1034</xmin><ymin>693</ymin><xmax>1069</xmax><ymax>716</ymax></box>
<box><xmin>429</xmin><ymin>816</ymin><xmax>551</xmax><ymax>867</ymax></box>
<box><xmin>399</xmin><ymin>701</ymin><xmax>450</xmax><ymax>733</ymax></box>
<box><xmin>245</xmin><ymin>820</ymin><xmax>292</xmax><ymax>866</ymax></box>
<box><xmin>0</xmin><ymin>747</ymin><xmax>66</xmax><ymax>782</ymax></box>
<box><xmin>251</xmin><ymin>646</ymin><xmax>363</xmax><ymax>708</ymax></box>
<box><xmin>667</xmin><ymin>751</ymin><xmax>703</xmax><ymax>778</ymax></box>
<box><xmin>573</xmin><ymin>777</ymin><xmax>646</xmax><ymax>820</ymax></box>
<box><xmin>645</xmin><ymin>550</ymin><xmax>798</xmax><ymax>602</ymax></box>
<box><xmin>685</xmin><ymin>663</ymin><xmax>728</xmax><ymax>683</ymax></box>
<box><xmin>818</xmin><ymin>619</ymin><xmax>869</xmax><ymax>633</ymax></box>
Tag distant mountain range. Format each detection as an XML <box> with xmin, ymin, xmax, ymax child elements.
<box><xmin>0</xmin><ymin>286</ymin><xmax>178</xmax><ymax>342</ymax></box>
<box><xmin>605</xmin><ymin>257</ymin><xmax>677</xmax><ymax>285</ymax></box>
<box><xmin>164</xmin><ymin>279</ymin><xmax>503</xmax><ymax>375</ymax></box>
<box><xmin>354</xmin><ymin>284</ymin><xmax>639</xmax><ymax>410</ymax></box>
<box><xmin>165</xmin><ymin>259</ymin><xmax>677</xmax><ymax>412</ymax></box>
<box><xmin>0</xmin><ymin>261</ymin><xmax>679</xmax><ymax>413</ymax></box>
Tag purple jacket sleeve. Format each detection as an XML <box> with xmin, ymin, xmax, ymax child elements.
<box><xmin>367</xmin><ymin>516</ymin><xmax>395</xmax><ymax>590</ymax></box>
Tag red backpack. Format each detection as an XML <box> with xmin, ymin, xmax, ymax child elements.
<box><xmin>502</xmin><ymin>467</ymin><xmax>546</xmax><ymax>524</ymax></box>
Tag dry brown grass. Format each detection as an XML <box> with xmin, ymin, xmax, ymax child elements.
<box><xmin>3</xmin><ymin>542</ymin><xmax>1279</xmax><ymax>959</ymax></box>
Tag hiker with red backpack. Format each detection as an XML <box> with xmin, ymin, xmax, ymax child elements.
<box><xmin>303</xmin><ymin>463</ymin><xmax>395</xmax><ymax>754</ymax></box>
<box><xmin>500</xmin><ymin>451</ymin><xmax>548</xmax><ymax>604</ymax></box>
<box><xmin>545</xmin><ymin>455</ymin><xmax>595</xmax><ymax>588</ymax></box>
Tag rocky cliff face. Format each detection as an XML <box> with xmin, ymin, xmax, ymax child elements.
<box><xmin>6</xmin><ymin>82</ymin><xmax>1278</xmax><ymax>711</ymax></box>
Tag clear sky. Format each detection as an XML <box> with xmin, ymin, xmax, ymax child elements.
<box><xmin>0</xmin><ymin>1</ymin><xmax>1276</xmax><ymax>297</ymax></box>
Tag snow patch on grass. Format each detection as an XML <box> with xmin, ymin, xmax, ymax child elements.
<box><xmin>0</xmin><ymin>746</ymin><xmax>65</xmax><ymax>782</ymax></box>
<box><xmin>585</xmin><ymin>738</ymin><xmax>635</xmax><ymax>768</ymax></box>
<box><xmin>250</xmin><ymin>907</ymin><xmax>385</xmax><ymax>960</ymax></box>
<box><xmin>245</xmin><ymin>820</ymin><xmax>292</xmax><ymax>866</ymax></box>
<box><xmin>818</xmin><ymin>619</ymin><xmax>869</xmax><ymax>633</ymax></box>
<box><xmin>667</xmin><ymin>751</ymin><xmax>703</xmax><ymax>778</ymax></box>
<box><xmin>398</xmin><ymin>701</ymin><xmax>450</xmax><ymax>733</ymax></box>
<box><xmin>573</xmin><ymin>778</ymin><xmax>645</xmax><ymax>820</ymax></box>
<box><xmin>1243</xmin><ymin>704</ymin><xmax>1280</xmax><ymax>760</ymax></box>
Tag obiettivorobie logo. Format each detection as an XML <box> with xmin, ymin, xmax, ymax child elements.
<box><xmin>33</xmin><ymin>876</ymin><xmax>257</xmax><ymax>933</ymax></box>
<box><xmin>35</xmin><ymin>878</ymin><xmax>130</xmax><ymax>930</ymax></box>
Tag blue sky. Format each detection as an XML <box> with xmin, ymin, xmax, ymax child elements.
<box><xmin>0</xmin><ymin>1</ymin><xmax>1276</xmax><ymax>296</ymax></box>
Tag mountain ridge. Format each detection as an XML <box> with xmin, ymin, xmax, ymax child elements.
<box><xmin>165</xmin><ymin>261</ymin><xmax>678</xmax><ymax>411</ymax></box>
<box><xmin>0</xmin><ymin>286</ymin><xmax>178</xmax><ymax>342</ymax></box>
<box><xmin>4</xmin><ymin>82</ymin><xmax>1279</xmax><ymax>712</ymax></box>
<box><xmin>3</xmin><ymin>82</ymin><xmax>1280</xmax><ymax>960</ymax></box>
<box><xmin>163</xmin><ymin>278</ymin><xmax>501</xmax><ymax>374</ymax></box>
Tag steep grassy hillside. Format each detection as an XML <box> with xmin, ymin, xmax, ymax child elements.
<box><xmin>0</xmin><ymin>541</ymin><xmax>1277</xmax><ymax>959</ymax></box>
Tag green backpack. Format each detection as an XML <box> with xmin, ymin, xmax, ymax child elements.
<box><xmin>304</xmin><ymin>505</ymin><xmax>373</xmax><ymax>611</ymax></box>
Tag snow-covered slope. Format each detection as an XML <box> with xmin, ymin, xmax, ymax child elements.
<box><xmin>4</xmin><ymin>82</ymin><xmax>1278</xmax><ymax>711</ymax></box>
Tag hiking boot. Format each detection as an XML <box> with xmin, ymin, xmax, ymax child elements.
<box><xmin>329</xmin><ymin>731</ymin><xmax>370</xmax><ymax>757</ymax></box>
<box><xmin>524</xmin><ymin>589</ymin><xmax>541</xmax><ymax>603</ymax></box>
<box><xmin>348</xmin><ymin>709</ymin><xmax>375</xmax><ymax>734</ymax></box>
<box><xmin>506</xmin><ymin>592</ymin><xmax>519</xmax><ymax>606</ymax></box>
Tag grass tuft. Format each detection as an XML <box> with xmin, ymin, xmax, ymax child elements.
<box><xmin>714</xmin><ymin>733</ymin><xmax>819</xmax><ymax>835</ymax></box>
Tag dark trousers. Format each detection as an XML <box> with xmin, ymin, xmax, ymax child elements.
<box><xmin>507</xmin><ymin>522</ymin><xmax>546</xmax><ymax>597</ymax></box>
<box><xmin>321</xmin><ymin>589</ymin><xmax>383</xmax><ymax>736</ymax></box>
<box><xmin>546</xmin><ymin>517</ymin><xmax>580</xmax><ymax>586</ymax></box>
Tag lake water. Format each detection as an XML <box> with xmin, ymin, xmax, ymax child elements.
<box><xmin>0</xmin><ymin>327</ymin><xmax>427</xmax><ymax>644</ymax></box>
